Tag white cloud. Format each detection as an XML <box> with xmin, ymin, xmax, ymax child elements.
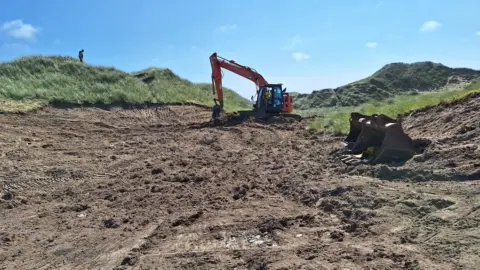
<box><xmin>216</xmin><ymin>24</ymin><xmax>238</xmax><ymax>33</ymax></box>
<box><xmin>476</xmin><ymin>31</ymin><xmax>480</xmax><ymax>36</ymax></box>
<box><xmin>281</xmin><ymin>35</ymin><xmax>303</xmax><ymax>50</ymax></box>
<box><xmin>1</xmin><ymin>19</ymin><xmax>40</xmax><ymax>39</ymax></box>
<box><xmin>292</xmin><ymin>52</ymin><xmax>310</xmax><ymax>62</ymax></box>
<box><xmin>365</xmin><ymin>42</ymin><xmax>378</xmax><ymax>48</ymax></box>
<box><xmin>420</xmin><ymin>20</ymin><xmax>441</xmax><ymax>32</ymax></box>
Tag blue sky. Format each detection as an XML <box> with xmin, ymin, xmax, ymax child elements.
<box><xmin>1</xmin><ymin>0</ymin><xmax>479</xmax><ymax>99</ymax></box>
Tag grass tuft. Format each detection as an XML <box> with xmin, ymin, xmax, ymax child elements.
<box><xmin>0</xmin><ymin>99</ymin><xmax>45</xmax><ymax>113</ymax></box>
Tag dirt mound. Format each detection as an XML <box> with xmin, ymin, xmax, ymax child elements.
<box><xmin>400</xmin><ymin>93</ymin><xmax>480</xmax><ymax>180</ymax></box>
<box><xmin>0</xmin><ymin>104</ymin><xmax>479</xmax><ymax>269</ymax></box>
<box><xmin>334</xmin><ymin>93</ymin><xmax>479</xmax><ymax>182</ymax></box>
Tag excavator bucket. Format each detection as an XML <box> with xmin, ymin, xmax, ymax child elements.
<box><xmin>344</xmin><ymin>112</ymin><xmax>416</xmax><ymax>164</ymax></box>
<box><xmin>345</xmin><ymin>113</ymin><xmax>376</xmax><ymax>146</ymax></box>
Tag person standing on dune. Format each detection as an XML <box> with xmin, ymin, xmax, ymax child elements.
<box><xmin>78</xmin><ymin>49</ymin><xmax>84</xmax><ymax>62</ymax></box>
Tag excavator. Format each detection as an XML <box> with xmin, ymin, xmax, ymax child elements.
<box><xmin>209</xmin><ymin>52</ymin><xmax>302</xmax><ymax>122</ymax></box>
<box><xmin>209</xmin><ymin>53</ymin><xmax>417</xmax><ymax>164</ymax></box>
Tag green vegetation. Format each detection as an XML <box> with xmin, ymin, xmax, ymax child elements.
<box><xmin>294</xmin><ymin>61</ymin><xmax>480</xmax><ymax>110</ymax></box>
<box><xmin>306</xmin><ymin>79</ymin><xmax>480</xmax><ymax>134</ymax></box>
<box><xmin>0</xmin><ymin>55</ymin><xmax>251</xmax><ymax>112</ymax></box>
<box><xmin>131</xmin><ymin>68</ymin><xmax>251</xmax><ymax>112</ymax></box>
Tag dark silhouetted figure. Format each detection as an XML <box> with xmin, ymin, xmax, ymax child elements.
<box><xmin>78</xmin><ymin>49</ymin><xmax>84</xmax><ymax>62</ymax></box>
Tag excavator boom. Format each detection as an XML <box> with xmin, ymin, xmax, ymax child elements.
<box><xmin>210</xmin><ymin>53</ymin><xmax>267</xmax><ymax>108</ymax></box>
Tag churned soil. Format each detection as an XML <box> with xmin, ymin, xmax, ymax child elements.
<box><xmin>1</xmin><ymin>96</ymin><xmax>479</xmax><ymax>270</ymax></box>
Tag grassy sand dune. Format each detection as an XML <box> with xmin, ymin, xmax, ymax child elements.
<box><xmin>0</xmin><ymin>55</ymin><xmax>251</xmax><ymax>113</ymax></box>
<box><xmin>294</xmin><ymin>61</ymin><xmax>480</xmax><ymax>110</ymax></box>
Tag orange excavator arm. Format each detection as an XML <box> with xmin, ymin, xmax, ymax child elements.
<box><xmin>210</xmin><ymin>52</ymin><xmax>268</xmax><ymax>109</ymax></box>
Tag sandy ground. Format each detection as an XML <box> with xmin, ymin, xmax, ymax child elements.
<box><xmin>1</xmin><ymin>93</ymin><xmax>479</xmax><ymax>270</ymax></box>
